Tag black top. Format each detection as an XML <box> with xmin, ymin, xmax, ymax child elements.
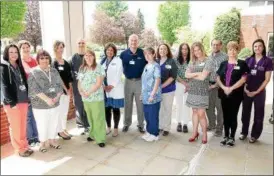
<box><xmin>216</xmin><ymin>60</ymin><xmax>250</xmax><ymax>99</ymax></box>
<box><xmin>157</xmin><ymin>58</ymin><xmax>178</xmax><ymax>84</ymax></box>
<box><xmin>52</xmin><ymin>59</ymin><xmax>73</xmax><ymax>95</ymax></box>
<box><xmin>0</xmin><ymin>60</ymin><xmax>28</xmax><ymax>107</ymax></box>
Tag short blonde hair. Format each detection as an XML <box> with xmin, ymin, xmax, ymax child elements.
<box><xmin>227</xmin><ymin>41</ymin><xmax>239</xmax><ymax>51</ymax></box>
<box><xmin>191</xmin><ymin>42</ymin><xmax>207</xmax><ymax>63</ymax></box>
<box><xmin>18</xmin><ymin>40</ymin><xmax>31</xmax><ymax>49</ymax></box>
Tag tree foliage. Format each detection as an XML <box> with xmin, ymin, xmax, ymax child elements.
<box><xmin>139</xmin><ymin>29</ymin><xmax>158</xmax><ymax>49</ymax></box>
<box><xmin>137</xmin><ymin>9</ymin><xmax>145</xmax><ymax>31</ymax></box>
<box><xmin>89</xmin><ymin>10</ymin><xmax>125</xmax><ymax>46</ymax></box>
<box><xmin>238</xmin><ymin>48</ymin><xmax>252</xmax><ymax>60</ymax></box>
<box><xmin>118</xmin><ymin>12</ymin><xmax>142</xmax><ymax>47</ymax></box>
<box><xmin>96</xmin><ymin>1</ymin><xmax>128</xmax><ymax>20</ymax></box>
<box><xmin>157</xmin><ymin>1</ymin><xmax>190</xmax><ymax>46</ymax></box>
<box><xmin>16</xmin><ymin>1</ymin><xmax>42</xmax><ymax>52</ymax></box>
<box><xmin>213</xmin><ymin>8</ymin><xmax>241</xmax><ymax>52</ymax></box>
<box><xmin>177</xmin><ymin>25</ymin><xmax>212</xmax><ymax>55</ymax></box>
<box><xmin>1</xmin><ymin>1</ymin><xmax>27</xmax><ymax>38</ymax></box>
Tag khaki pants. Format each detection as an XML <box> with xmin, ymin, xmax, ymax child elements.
<box><xmin>159</xmin><ymin>91</ymin><xmax>175</xmax><ymax>131</ymax></box>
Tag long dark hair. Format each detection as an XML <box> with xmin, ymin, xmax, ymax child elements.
<box><xmin>177</xmin><ymin>43</ymin><xmax>190</xmax><ymax>64</ymax></box>
<box><xmin>2</xmin><ymin>44</ymin><xmax>27</xmax><ymax>81</ymax></box>
<box><xmin>251</xmin><ymin>39</ymin><xmax>267</xmax><ymax>58</ymax></box>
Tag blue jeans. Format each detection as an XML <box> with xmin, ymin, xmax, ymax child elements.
<box><xmin>27</xmin><ymin>104</ymin><xmax>39</xmax><ymax>142</ymax></box>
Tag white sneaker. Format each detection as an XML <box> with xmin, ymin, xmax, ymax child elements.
<box><xmin>145</xmin><ymin>134</ymin><xmax>159</xmax><ymax>142</ymax></box>
<box><xmin>142</xmin><ymin>133</ymin><xmax>151</xmax><ymax>140</ymax></box>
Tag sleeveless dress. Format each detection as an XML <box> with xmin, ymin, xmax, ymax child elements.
<box><xmin>186</xmin><ymin>59</ymin><xmax>211</xmax><ymax>109</ymax></box>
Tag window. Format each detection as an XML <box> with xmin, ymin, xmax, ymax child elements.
<box><xmin>249</xmin><ymin>1</ymin><xmax>266</xmax><ymax>7</ymax></box>
<box><xmin>267</xmin><ymin>33</ymin><xmax>273</xmax><ymax>59</ymax></box>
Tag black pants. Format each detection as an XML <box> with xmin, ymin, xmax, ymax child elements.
<box><xmin>72</xmin><ymin>82</ymin><xmax>89</xmax><ymax>128</ymax></box>
<box><xmin>105</xmin><ymin>107</ymin><xmax>120</xmax><ymax>129</ymax></box>
<box><xmin>221</xmin><ymin>96</ymin><xmax>242</xmax><ymax>139</ymax></box>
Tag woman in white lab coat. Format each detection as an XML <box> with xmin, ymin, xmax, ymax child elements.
<box><xmin>101</xmin><ymin>43</ymin><xmax>124</xmax><ymax>137</ymax></box>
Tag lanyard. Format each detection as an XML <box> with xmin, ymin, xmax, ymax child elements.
<box><xmin>40</xmin><ymin>67</ymin><xmax>51</xmax><ymax>84</ymax></box>
<box><xmin>11</xmin><ymin>65</ymin><xmax>23</xmax><ymax>84</ymax></box>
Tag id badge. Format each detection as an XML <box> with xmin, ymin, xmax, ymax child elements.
<box><xmin>49</xmin><ymin>87</ymin><xmax>56</xmax><ymax>92</ymax></box>
<box><xmin>234</xmin><ymin>66</ymin><xmax>240</xmax><ymax>70</ymax></box>
<box><xmin>129</xmin><ymin>60</ymin><xmax>135</xmax><ymax>65</ymax></box>
<box><xmin>19</xmin><ymin>85</ymin><xmax>26</xmax><ymax>91</ymax></box>
<box><xmin>58</xmin><ymin>66</ymin><xmax>64</xmax><ymax>71</ymax></box>
<box><xmin>251</xmin><ymin>69</ymin><xmax>257</xmax><ymax>75</ymax></box>
<box><xmin>199</xmin><ymin>62</ymin><xmax>205</xmax><ymax>66</ymax></box>
<box><xmin>165</xmin><ymin>65</ymin><xmax>172</xmax><ymax>69</ymax></box>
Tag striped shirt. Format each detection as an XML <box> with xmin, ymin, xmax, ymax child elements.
<box><xmin>208</xmin><ymin>52</ymin><xmax>228</xmax><ymax>82</ymax></box>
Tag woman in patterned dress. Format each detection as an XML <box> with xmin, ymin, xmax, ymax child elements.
<box><xmin>185</xmin><ymin>42</ymin><xmax>214</xmax><ymax>144</ymax></box>
<box><xmin>77</xmin><ymin>49</ymin><xmax>106</xmax><ymax>148</ymax></box>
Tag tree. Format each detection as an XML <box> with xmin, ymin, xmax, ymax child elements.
<box><xmin>16</xmin><ymin>1</ymin><xmax>42</xmax><ymax>52</ymax></box>
<box><xmin>1</xmin><ymin>1</ymin><xmax>27</xmax><ymax>38</ymax></box>
<box><xmin>238</xmin><ymin>48</ymin><xmax>252</xmax><ymax>60</ymax></box>
<box><xmin>157</xmin><ymin>1</ymin><xmax>190</xmax><ymax>46</ymax></box>
<box><xmin>89</xmin><ymin>10</ymin><xmax>125</xmax><ymax>46</ymax></box>
<box><xmin>137</xmin><ymin>9</ymin><xmax>145</xmax><ymax>31</ymax></box>
<box><xmin>213</xmin><ymin>8</ymin><xmax>241</xmax><ymax>52</ymax></box>
<box><xmin>177</xmin><ymin>25</ymin><xmax>212</xmax><ymax>55</ymax></box>
<box><xmin>118</xmin><ymin>12</ymin><xmax>142</xmax><ymax>47</ymax></box>
<box><xmin>96</xmin><ymin>1</ymin><xmax>128</xmax><ymax>20</ymax></box>
<box><xmin>139</xmin><ymin>29</ymin><xmax>158</xmax><ymax>48</ymax></box>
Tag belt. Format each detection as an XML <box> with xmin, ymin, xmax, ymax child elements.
<box><xmin>209</xmin><ymin>81</ymin><xmax>216</xmax><ymax>85</ymax></box>
<box><xmin>128</xmin><ymin>78</ymin><xmax>141</xmax><ymax>81</ymax></box>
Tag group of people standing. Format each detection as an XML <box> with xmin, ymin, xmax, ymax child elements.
<box><xmin>1</xmin><ymin>33</ymin><xmax>272</xmax><ymax>157</ymax></box>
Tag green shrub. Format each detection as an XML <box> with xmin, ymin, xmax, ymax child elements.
<box><xmin>238</xmin><ymin>47</ymin><xmax>252</xmax><ymax>60</ymax></box>
<box><xmin>213</xmin><ymin>8</ymin><xmax>241</xmax><ymax>52</ymax></box>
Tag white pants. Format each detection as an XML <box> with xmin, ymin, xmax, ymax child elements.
<box><xmin>58</xmin><ymin>94</ymin><xmax>70</xmax><ymax>132</ymax></box>
<box><xmin>175</xmin><ymin>82</ymin><xmax>191</xmax><ymax>125</ymax></box>
<box><xmin>159</xmin><ymin>91</ymin><xmax>175</xmax><ymax>131</ymax></box>
<box><xmin>33</xmin><ymin>106</ymin><xmax>60</xmax><ymax>142</ymax></box>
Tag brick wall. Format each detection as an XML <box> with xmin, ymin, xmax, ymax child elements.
<box><xmin>1</xmin><ymin>105</ymin><xmax>10</xmax><ymax>145</ymax></box>
<box><xmin>240</xmin><ymin>14</ymin><xmax>273</xmax><ymax>49</ymax></box>
<box><xmin>0</xmin><ymin>97</ymin><xmax>75</xmax><ymax>146</ymax></box>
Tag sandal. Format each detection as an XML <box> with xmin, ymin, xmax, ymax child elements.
<box><xmin>50</xmin><ymin>144</ymin><xmax>61</xmax><ymax>149</ymax></box>
<box><xmin>39</xmin><ymin>147</ymin><xmax>47</xmax><ymax>153</ymax></box>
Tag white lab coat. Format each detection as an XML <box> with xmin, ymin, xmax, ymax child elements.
<box><xmin>101</xmin><ymin>57</ymin><xmax>124</xmax><ymax>99</ymax></box>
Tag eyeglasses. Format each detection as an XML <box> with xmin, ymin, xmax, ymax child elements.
<box><xmin>40</xmin><ymin>56</ymin><xmax>50</xmax><ymax>60</ymax></box>
<box><xmin>78</xmin><ymin>42</ymin><xmax>85</xmax><ymax>45</ymax></box>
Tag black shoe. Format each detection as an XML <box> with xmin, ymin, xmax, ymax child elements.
<box><xmin>98</xmin><ymin>143</ymin><xmax>105</xmax><ymax>148</ymax></box>
<box><xmin>177</xmin><ymin>123</ymin><xmax>182</xmax><ymax>132</ymax></box>
<box><xmin>138</xmin><ymin>126</ymin><xmax>145</xmax><ymax>133</ymax></box>
<box><xmin>269</xmin><ymin>116</ymin><xmax>273</xmax><ymax>124</ymax></box>
<box><xmin>182</xmin><ymin>125</ymin><xmax>188</xmax><ymax>133</ymax></box>
<box><xmin>226</xmin><ymin>138</ymin><xmax>235</xmax><ymax>147</ymax></box>
<box><xmin>87</xmin><ymin>137</ymin><xmax>94</xmax><ymax>142</ymax></box>
<box><xmin>249</xmin><ymin>137</ymin><xmax>257</xmax><ymax>143</ymax></box>
<box><xmin>163</xmin><ymin>131</ymin><xmax>169</xmax><ymax>136</ymax></box>
<box><xmin>239</xmin><ymin>134</ymin><xmax>247</xmax><ymax>140</ymax></box>
<box><xmin>58</xmin><ymin>133</ymin><xmax>71</xmax><ymax>140</ymax></box>
<box><xmin>122</xmin><ymin>126</ymin><xmax>129</xmax><ymax>132</ymax></box>
<box><xmin>220</xmin><ymin>137</ymin><xmax>228</xmax><ymax>146</ymax></box>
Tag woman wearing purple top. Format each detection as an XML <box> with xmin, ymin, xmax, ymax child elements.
<box><xmin>239</xmin><ymin>39</ymin><xmax>273</xmax><ymax>143</ymax></box>
<box><xmin>216</xmin><ymin>41</ymin><xmax>249</xmax><ymax>147</ymax></box>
